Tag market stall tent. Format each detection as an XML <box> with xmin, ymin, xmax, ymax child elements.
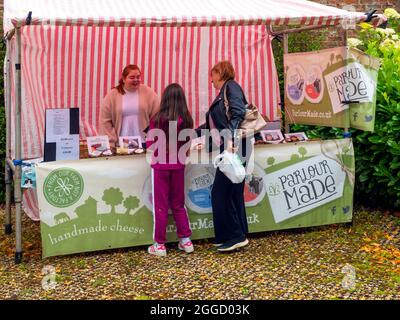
<box><xmin>3</xmin><ymin>0</ymin><xmax>385</xmax><ymax>262</ymax></box>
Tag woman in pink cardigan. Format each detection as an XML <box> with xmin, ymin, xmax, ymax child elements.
<box><xmin>99</xmin><ymin>64</ymin><xmax>160</xmax><ymax>148</ymax></box>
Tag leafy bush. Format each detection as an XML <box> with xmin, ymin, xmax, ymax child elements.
<box><xmin>292</xmin><ymin>9</ymin><xmax>400</xmax><ymax>209</ymax></box>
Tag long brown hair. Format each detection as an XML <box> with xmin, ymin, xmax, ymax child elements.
<box><xmin>114</xmin><ymin>64</ymin><xmax>141</xmax><ymax>95</ymax></box>
<box><xmin>154</xmin><ymin>83</ymin><xmax>193</xmax><ymax>135</ymax></box>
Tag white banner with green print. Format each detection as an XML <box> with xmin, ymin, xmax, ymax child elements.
<box><xmin>36</xmin><ymin>139</ymin><xmax>355</xmax><ymax>258</ymax></box>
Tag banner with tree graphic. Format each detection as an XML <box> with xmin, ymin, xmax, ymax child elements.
<box><xmin>284</xmin><ymin>47</ymin><xmax>379</xmax><ymax>130</ymax></box>
<box><xmin>36</xmin><ymin>140</ymin><xmax>355</xmax><ymax>258</ymax></box>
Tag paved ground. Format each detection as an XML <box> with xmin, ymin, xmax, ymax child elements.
<box><xmin>0</xmin><ymin>206</ymin><xmax>399</xmax><ymax>300</ymax></box>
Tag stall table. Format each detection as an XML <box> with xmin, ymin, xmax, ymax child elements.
<box><xmin>36</xmin><ymin>139</ymin><xmax>354</xmax><ymax>258</ymax></box>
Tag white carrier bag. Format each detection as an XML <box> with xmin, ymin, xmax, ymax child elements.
<box><xmin>213</xmin><ymin>151</ymin><xmax>246</xmax><ymax>184</ymax></box>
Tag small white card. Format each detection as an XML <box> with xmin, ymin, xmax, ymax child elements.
<box><xmin>87</xmin><ymin>135</ymin><xmax>112</xmax><ymax>157</ymax></box>
<box><xmin>45</xmin><ymin>109</ymin><xmax>70</xmax><ymax>143</ymax></box>
<box><xmin>284</xmin><ymin>132</ymin><xmax>308</xmax><ymax>142</ymax></box>
<box><xmin>119</xmin><ymin>136</ymin><xmax>142</xmax><ymax>150</ymax></box>
<box><xmin>260</xmin><ymin>130</ymin><xmax>284</xmax><ymax>144</ymax></box>
<box><xmin>56</xmin><ymin>135</ymin><xmax>79</xmax><ymax>160</ymax></box>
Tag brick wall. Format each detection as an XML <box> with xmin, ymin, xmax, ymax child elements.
<box><xmin>312</xmin><ymin>0</ymin><xmax>400</xmax><ymax>13</ymax></box>
<box><xmin>310</xmin><ymin>0</ymin><xmax>400</xmax><ymax>48</ymax></box>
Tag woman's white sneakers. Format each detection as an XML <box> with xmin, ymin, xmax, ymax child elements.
<box><xmin>148</xmin><ymin>243</ymin><xmax>167</xmax><ymax>257</ymax></box>
<box><xmin>213</xmin><ymin>243</ymin><xmax>223</xmax><ymax>247</ymax></box>
<box><xmin>217</xmin><ymin>238</ymin><xmax>249</xmax><ymax>252</ymax></box>
<box><xmin>148</xmin><ymin>240</ymin><xmax>194</xmax><ymax>256</ymax></box>
<box><xmin>148</xmin><ymin>238</ymin><xmax>248</xmax><ymax>255</ymax></box>
<box><xmin>178</xmin><ymin>240</ymin><xmax>194</xmax><ymax>253</ymax></box>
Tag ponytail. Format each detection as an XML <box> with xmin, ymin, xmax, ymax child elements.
<box><xmin>115</xmin><ymin>78</ymin><xmax>125</xmax><ymax>94</ymax></box>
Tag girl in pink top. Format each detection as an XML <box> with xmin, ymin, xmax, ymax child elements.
<box><xmin>146</xmin><ymin>83</ymin><xmax>194</xmax><ymax>257</ymax></box>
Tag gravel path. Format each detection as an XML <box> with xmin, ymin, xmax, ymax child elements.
<box><xmin>1</xmin><ymin>207</ymin><xmax>399</xmax><ymax>300</ymax></box>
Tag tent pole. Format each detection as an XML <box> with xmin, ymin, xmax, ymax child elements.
<box><xmin>5</xmin><ymin>29</ymin><xmax>16</xmax><ymax>41</ymax></box>
<box><xmin>343</xmin><ymin>28</ymin><xmax>350</xmax><ymax>136</ymax></box>
<box><xmin>283</xmin><ymin>33</ymin><xmax>290</xmax><ymax>134</ymax></box>
<box><xmin>14</xmin><ymin>25</ymin><xmax>23</xmax><ymax>264</ymax></box>
<box><xmin>4</xmin><ymin>39</ymin><xmax>12</xmax><ymax>235</ymax></box>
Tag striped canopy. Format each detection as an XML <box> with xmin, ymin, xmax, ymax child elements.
<box><xmin>4</xmin><ymin>0</ymin><xmax>384</xmax><ymax>33</ymax></box>
<box><xmin>4</xmin><ymin>0</ymin><xmax>385</xmax><ymax>220</ymax></box>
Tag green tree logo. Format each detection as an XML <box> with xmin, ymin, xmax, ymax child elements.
<box><xmin>267</xmin><ymin>157</ymin><xmax>275</xmax><ymax>166</ymax></box>
<box><xmin>43</xmin><ymin>168</ymin><xmax>84</xmax><ymax>208</ymax></box>
<box><xmin>335</xmin><ymin>54</ymin><xmax>343</xmax><ymax>63</ymax></box>
<box><xmin>342</xmin><ymin>146</ymin><xmax>350</xmax><ymax>155</ymax></box>
<box><xmin>102</xmin><ymin>187</ymin><xmax>124</xmax><ymax>214</ymax></box>
<box><xmin>298</xmin><ymin>147</ymin><xmax>307</xmax><ymax>158</ymax></box>
<box><xmin>268</xmin><ymin>183</ymin><xmax>281</xmax><ymax>196</ymax></box>
<box><xmin>123</xmin><ymin>196</ymin><xmax>140</xmax><ymax>214</ymax></box>
<box><xmin>291</xmin><ymin>154</ymin><xmax>300</xmax><ymax>161</ymax></box>
<box><xmin>328</xmin><ymin>53</ymin><xmax>335</xmax><ymax>67</ymax></box>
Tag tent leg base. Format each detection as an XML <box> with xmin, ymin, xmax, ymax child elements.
<box><xmin>15</xmin><ymin>251</ymin><xmax>23</xmax><ymax>264</ymax></box>
<box><xmin>5</xmin><ymin>224</ymin><xmax>12</xmax><ymax>235</ymax></box>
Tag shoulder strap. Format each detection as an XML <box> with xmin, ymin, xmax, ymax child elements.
<box><xmin>223</xmin><ymin>80</ymin><xmax>231</xmax><ymax>111</ymax></box>
<box><xmin>223</xmin><ymin>80</ymin><xmax>248</xmax><ymax>110</ymax></box>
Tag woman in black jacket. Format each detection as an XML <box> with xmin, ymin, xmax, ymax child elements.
<box><xmin>195</xmin><ymin>61</ymin><xmax>252</xmax><ymax>252</ymax></box>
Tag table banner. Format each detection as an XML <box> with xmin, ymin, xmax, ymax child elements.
<box><xmin>37</xmin><ymin>139</ymin><xmax>354</xmax><ymax>258</ymax></box>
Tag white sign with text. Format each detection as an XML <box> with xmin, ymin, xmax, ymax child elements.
<box><xmin>56</xmin><ymin>135</ymin><xmax>79</xmax><ymax>161</ymax></box>
<box><xmin>265</xmin><ymin>154</ymin><xmax>346</xmax><ymax>223</ymax></box>
<box><xmin>325</xmin><ymin>62</ymin><xmax>376</xmax><ymax>114</ymax></box>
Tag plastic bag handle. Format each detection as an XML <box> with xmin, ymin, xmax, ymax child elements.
<box><xmin>213</xmin><ymin>153</ymin><xmax>225</xmax><ymax>168</ymax></box>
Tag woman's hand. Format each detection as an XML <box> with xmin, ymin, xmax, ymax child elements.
<box><xmin>193</xmin><ymin>143</ymin><xmax>204</xmax><ymax>150</ymax></box>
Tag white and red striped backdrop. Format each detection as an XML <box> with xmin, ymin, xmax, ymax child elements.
<box><xmin>16</xmin><ymin>24</ymin><xmax>280</xmax><ymax>160</ymax></box>
<box><xmin>10</xmin><ymin>24</ymin><xmax>280</xmax><ymax>220</ymax></box>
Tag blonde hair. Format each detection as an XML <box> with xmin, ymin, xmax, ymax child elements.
<box><xmin>211</xmin><ymin>61</ymin><xmax>235</xmax><ymax>81</ymax></box>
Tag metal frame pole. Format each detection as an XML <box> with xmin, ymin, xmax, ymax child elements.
<box><xmin>343</xmin><ymin>28</ymin><xmax>350</xmax><ymax>136</ymax></box>
<box><xmin>14</xmin><ymin>25</ymin><xmax>23</xmax><ymax>264</ymax></box>
<box><xmin>270</xmin><ymin>24</ymin><xmax>333</xmax><ymax>36</ymax></box>
<box><xmin>283</xmin><ymin>33</ymin><xmax>289</xmax><ymax>134</ymax></box>
<box><xmin>4</xmin><ymin>38</ymin><xmax>12</xmax><ymax>235</ymax></box>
